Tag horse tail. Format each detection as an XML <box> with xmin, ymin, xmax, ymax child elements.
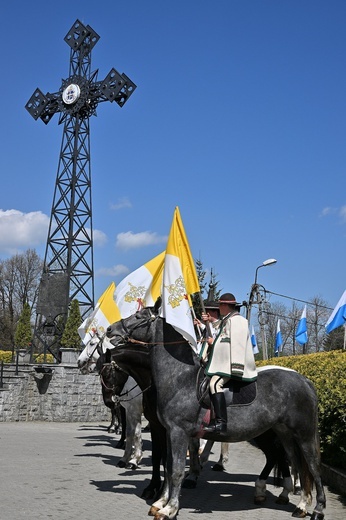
<box><xmin>291</xmin><ymin>438</ymin><xmax>315</xmax><ymax>498</ymax></box>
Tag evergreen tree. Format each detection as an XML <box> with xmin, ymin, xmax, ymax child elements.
<box><xmin>60</xmin><ymin>299</ymin><xmax>82</xmax><ymax>349</ymax></box>
<box><xmin>14</xmin><ymin>302</ymin><xmax>32</xmax><ymax>348</ymax></box>
<box><xmin>192</xmin><ymin>259</ymin><xmax>221</xmax><ymax>317</ymax></box>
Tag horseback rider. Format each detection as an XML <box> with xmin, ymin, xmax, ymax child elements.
<box><xmin>202</xmin><ymin>293</ymin><xmax>257</xmax><ymax>434</ymax></box>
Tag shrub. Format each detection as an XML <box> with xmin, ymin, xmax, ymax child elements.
<box><xmin>0</xmin><ymin>350</ymin><xmax>54</xmax><ymax>364</ymax></box>
<box><xmin>257</xmin><ymin>350</ymin><xmax>346</xmax><ymax>470</ymax></box>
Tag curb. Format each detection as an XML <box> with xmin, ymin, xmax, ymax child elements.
<box><xmin>321</xmin><ymin>463</ymin><xmax>346</xmax><ymax>497</ymax></box>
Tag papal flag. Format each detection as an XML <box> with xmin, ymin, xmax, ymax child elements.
<box><xmin>295</xmin><ymin>305</ymin><xmax>308</xmax><ymax>345</ymax></box>
<box><xmin>274</xmin><ymin>319</ymin><xmax>283</xmax><ymax>356</ymax></box>
<box><xmin>78</xmin><ymin>282</ymin><xmax>120</xmax><ymax>345</ymax></box>
<box><xmin>161</xmin><ymin>207</ymin><xmax>200</xmax><ymax>352</ymax></box>
<box><xmin>114</xmin><ymin>251</ymin><xmax>165</xmax><ymax>318</ymax></box>
<box><xmin>325</xmin><ymin>290</ymin><xmax>346</xmax><ymax>333</ymax></box>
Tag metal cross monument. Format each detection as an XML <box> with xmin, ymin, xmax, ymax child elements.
<box><xmin>26</xmin><ymin>20</ymin><xmax>136</xmax><ymax>361</ymax></box>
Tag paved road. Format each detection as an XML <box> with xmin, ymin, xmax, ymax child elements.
<box><xmin>0</xmin><ymin>421</ymin><xmax>345</xmax><ymax>520</ymax></box>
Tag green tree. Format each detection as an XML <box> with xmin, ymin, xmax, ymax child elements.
<box><xmin>60</xmin><ymin>299</ymin><xmax>82</xmax><ymax>349</ymax></box>
<box><xmin>14</xmin><ymin>302</ymin><xmax>32</xmax><ymax>348</ymax></box>
<box><xmin>192</xmin><ymin>259</ymin><xmax>221</xmax><ymax>317</ymax></box>
<box><xmin>323</xmin><ymin>327</ymin><xmax>345</xmax><ymax>351</ymax></box>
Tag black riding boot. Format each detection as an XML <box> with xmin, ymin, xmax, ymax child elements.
<box><xmin>203</xmin><ymin>392</ymin><xmax>227</xmax><ymax>434</ymax></box>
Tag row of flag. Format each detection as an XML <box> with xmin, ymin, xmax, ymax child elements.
<box><xmin>251</xmin><ymin>290</ymin><xmax>346</xmax><ymax>356</ymax></box>
<box><xmin>78</xmin><ymin>207</ymin><xmax>200</xmax><ymax>352</ymax></box>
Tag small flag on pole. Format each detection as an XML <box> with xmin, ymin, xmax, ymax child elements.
<box><xmin>274</xmin><ymin>319</ymin><xmax>283</xmax><ymax>356</ymax></box>
<box><xmin>161</xmin><ymin>207</ymin><xmax>200</xmax><ymax>352</ymax></box>
<box><xmin>251</xmin><ymin>326</ymin><xmax>259</xmax><ymax>354</ymax></box>
<box><xmin>295</xmin><ymin>305</ymin><xmax>308</xmax><ymax>345</ymax></box>
<box><xmin>325</xmin><ymin>290</ymin><xmax>346</xmax><ymax>334</ymax></box>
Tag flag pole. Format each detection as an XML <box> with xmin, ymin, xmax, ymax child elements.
<box><xmin>198</xmin><ymin>292</ymin><xmax>213</xmax><ymax>337</ymax></box>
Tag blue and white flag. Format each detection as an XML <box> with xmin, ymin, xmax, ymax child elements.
<box><xmin>295</xmin><ymin>305</ymin><xmax>308</xmax><ymax>345</ymax></box>
<box><xmin>274</xmin><ymin>319</ymin><xmax>283</xmax><ymax>356</ymax></box>
<box><xmin>251</xmin><ymin>326</ymin><xmax>259</xmax><ymax>354</ymax></box>
<box><xmin>325</xmin><ymin>290</ymin><xmax>346</xmax><ymax>333</ymax></box>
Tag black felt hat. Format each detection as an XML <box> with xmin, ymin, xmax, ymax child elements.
<box><xmin>219</xmin><ymin>293</ymin><xmax>241</xmax><ymax>306</ymax></box>
<box><xmin>204</xmin><ymin>300</ymin><xmax>219</xmax><ymax>310</ymax></box>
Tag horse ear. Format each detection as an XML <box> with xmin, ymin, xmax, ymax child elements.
<box><xmin>154</xmin><ymin>296</ymin><xmax>162</xmax><ymax>314</ymax></box>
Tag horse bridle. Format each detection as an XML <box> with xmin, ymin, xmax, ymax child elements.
<box><xmin>82</xmin><ymin>333</ymin><xmax>105</xmax><ymax>369</ymax></box>
<box><xmin>107</xmin><ymin>312</ymin><xmax>158</xmax><ymax>347</ymax></box>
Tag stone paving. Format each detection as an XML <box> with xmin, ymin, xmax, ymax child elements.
<box><xmin>0</xmin><ymin>421</ymin><xmax>345</xmax><ymax>520</ymax></box>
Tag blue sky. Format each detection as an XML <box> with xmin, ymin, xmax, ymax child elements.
<box><xmin>1</xmin><ymin>0</ymin><xmax>345</xmax><ymax>313</ymax></box>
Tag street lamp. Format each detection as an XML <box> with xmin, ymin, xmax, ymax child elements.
<box><xmin>254</xmin><ymin>258</ymin><xmax>277</xmax><ymax>285</ymax></box>
<box><xmin>248</xmin><ymin>258</ymin><xmax>277</xmax><ymax>360</ymax></box>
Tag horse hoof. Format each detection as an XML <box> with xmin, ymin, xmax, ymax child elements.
<box><xmin>292</xmin><ymin>507</ymin><xmax>307</xmax><ymax>518</ymax></box>
<box><xmin>117</xmin><ymin>460</ymin><xmax>126</xmax><ymax>468</ymax></box>
<box><xmin>154</xmin><ymin>514</ymin><xmax>169</xmax><ymax>520</ymax></box>
<box><xmin>148</xmin><ymin>505</ymin><xmax>159</xmax><ymax>516</ymax></box>
<box><xmin>254</xmin><ymin>496</ymin><xmax>266</xmax><ymax>505</ymax></box>
<box><xmin>182</xmin><ymin>479</ymin><xmax>197</xmax><ymax>489</ymax></box>
<box><xmin>212</xmin><ymin>463</ymin><xmax>225</xmax><ymax>472</ymax></box>
<box><xmin>276</xmin><ymin>496</ymin><xmax>289</xmax><ymax>505</ymax></box>
<box><xmin>310</xmin><ymin>511</ymin><xmax>324</xmax><ymax>520</ymax></box>
<box><xmin>126</xmin><ymin>463</ymin><xmax>138</xmax><ymax>470</ymax></box>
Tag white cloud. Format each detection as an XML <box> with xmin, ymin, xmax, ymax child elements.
<box><xmin>110</xmin><ymin>197</ymin><xmax>132</xmax><ymax>210</ymax></box>
<box><xmin>92</xmin><ymin>229</ymin><xmax>108</xmax><ymax>246</ymax></box>
<box><xmin>339</xmin><ymin>206</ymin><xmax>346</xmax><ymax>222</ymax></box>
<box><xmin>0</xmin><ymin>209</ymin><xmax>49</xmax><ymax>255</ymax></box>
<box><xmin>116</xmin><ymin>231</ymin><xmax>167</xmax><ymax>250</ymax></box>
<box><xmin>320</xmin><ymin>207</ymin><xmax>333</xmax><ymax>217</ymax></box>
<box><xmin>320</xmin><ymin>205</ymin><xmax>346</xmax><ymax>223</ymax></box>
<box><xmin>96</xmin><ymin>264</ymin><xmax>130</xmax><ymax>277</ymax></box>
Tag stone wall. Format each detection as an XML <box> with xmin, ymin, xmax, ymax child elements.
<box><xmin>0</xmin><ymin>364</ymin><xmax>110</xmax><ymax>422</ymax></box>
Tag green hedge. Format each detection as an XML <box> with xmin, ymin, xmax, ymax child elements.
<box><xmin>257</xmin><ymin>350</ymin><xmax>346</xmax><ymax>471</ymax></box>
<box><xmin>0</xmin><ymin>350</ymin><xmax>54</xmax><ymax>364</ymax></box>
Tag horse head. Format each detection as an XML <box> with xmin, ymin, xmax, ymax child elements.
<box><xmin>77</xmin><ymin>333</ymin><xmax>103</xmax><ymax>374</ymax></box>
<box><xmin>106</xmin><ymin>299</ymin><xmax>161</xmax><ymax>350</ymax></box>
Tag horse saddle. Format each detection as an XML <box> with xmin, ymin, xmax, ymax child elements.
<box><xmin>197</xmin><ymin>367</ymin><xmax>257</xmax><ymax>409</ymax></box>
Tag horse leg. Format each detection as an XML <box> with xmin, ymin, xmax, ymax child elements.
<box><xmin>115</xmin><ymin>406</ymin><xmax>126</xmax><ymax>449</ymax></box>
<box><xmin>199</xmin><ymin>439</ymin><xmax>214</xmax><ymax>467</ymax></box>
<box><xmin>142</xmin><ymin>421</ymin><xmax>166</xmax><ymax>501</ymax></box>
<box><xmin>117</xmin><ymin>405</ymin><xmax>142</xmax><ymax>470</ymax></box>
<box><xmin>253</xmin><ymin>429</ymin><xmax>292</xmax><ymax>505</ymax></box>
<box><xmin>182</xmin><ymin>437</ymin><xmax>201</xmax><ymax>488</ymax></box>
<box><xmin>151</xmin><ymin>428</ymin><xmax>188</xmax><ymax>520</ymax></box>
<box><xmin>212</xmin><ymin>441</ymin><xmax>229</xmax><ymax>471</ymax></box>
<box><xmin>108</xmin><ymin>403</ymin><xmax>121</xmax><ymax>433</ymax></box>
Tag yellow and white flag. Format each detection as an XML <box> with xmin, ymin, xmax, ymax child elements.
<box><xmin>78</xmin><ymin>282</ymin><xmax>119</xmax><ymax>344</ymax></box>
<box><xmin>161</xmin><ymin>207</ymin><xmax>200</xmax><ymax>352</ymax></box>
<box><xmin>114</xmin><ymin>251</ymin><xmax>165</xmax><ymax>318</ymax></box>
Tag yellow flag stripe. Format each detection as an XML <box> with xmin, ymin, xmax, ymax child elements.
<box><xmin>166</xmin><ymin>207</ymin><xmax>200</xmax><ymax>295</ymax></box>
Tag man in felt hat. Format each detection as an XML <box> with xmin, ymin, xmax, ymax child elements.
<box><xmin>202</xmin><ymin>292</ymin><xmax>257</xmax><ymax>434</ymax></box>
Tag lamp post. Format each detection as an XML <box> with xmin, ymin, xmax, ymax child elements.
<box><xmin>247</xmin><ymin>258</ymin><xmax>277</xmax><ymax>360</ymax></box>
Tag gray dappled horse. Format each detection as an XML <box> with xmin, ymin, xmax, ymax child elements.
<box><xmin>105</xmin><ymin>299</ymin><xmax>326</xmax><ymax>520</ymax></box>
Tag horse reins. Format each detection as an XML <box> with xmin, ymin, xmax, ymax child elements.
<box><xmin>99</xmin><ymin>360</ymin><xmax>152</xmax><ymax>403</ymax></box>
